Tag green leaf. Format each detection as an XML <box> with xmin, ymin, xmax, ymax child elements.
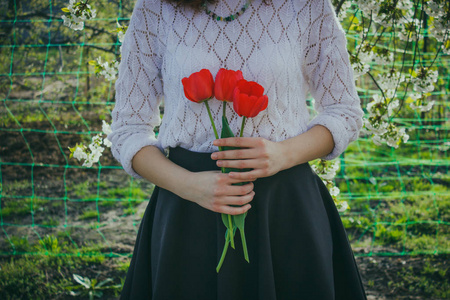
<box><xmin>220</xmin><ymin>115</ymin><xmax>235</xmax><ymax>140</ymax></box>
<box><xmin>73</xmin><ymin>274</ymin><xmax>90</xmax><ymax>289</ymax></box>
<box><xmin>220</xmin><ymin>115</ymin><xmax>248</xmax><ymax>177</ymax></box>
<box><xmin>216</xmin><ymin>229</ymin><xmax>231</xmax><ymax>273</ymax></box>
<box><xmin>96</xmin><ymin>278</ymin><xmax>113</xmax><ymax>288</ymax></box>
<box><xmin>221</xmin><ymin>213</ymin><xmax>230</xmax><ymax>228</ymax></box>
<box><xmin>233</xmin><ymin>212</ymin><xmax>249</xmax><ymax>262</ymax></box>
<box><xmin>233</xmin><ymin>212</ymin><xmax>246</xmax><ymax>229</ymax></box>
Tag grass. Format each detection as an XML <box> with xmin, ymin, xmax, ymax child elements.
<box><xmin>0</xmin><ymin>234</ymin><xmax>127</xmax><ymax>300</ymax></box>
<box><xmin>387</xmin><ymin>257</ymin><xmax>449</xmax><ymax>298</ymax></box>
<box><xmin>79</xmin><ymin>210</ymin><xmax>99</xmax><ymax>220</ymax></box>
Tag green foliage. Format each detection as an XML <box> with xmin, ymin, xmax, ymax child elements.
<box><xmin>65</xmin><ymin>274</ymin><xmax>121</xmax><ymax>299</ymax></box>
<box><xmin>42</xmin><ymin>217</ymin><xmax>60</xmax><ymax>227</ymax></box>
<box><xmin>8</xmin><ymin>236</ymin><xmax>31</xmax><ymax>253</ymax></box>
<box><xmin>0</xmin><ymin>256</ymin><xmax>69</xmax><ymax>300</ymax></box>
<box><xmin>38</xmin><ymin>235</ymin><xmax>62</xmax><ymax>254</ymax></box>
<box><xmin>388</xmin><ymin>257</ymin><xmax>450</xmax><ymax>298</ymax></box>
<box><xmin>0</xmin><ymin>234</ymin><xmax>125</xmax><ymax>299</ymax></box>
<box><xmin>79</xmin><ymin>209</ymin><xmax>99</xmax><ymax>220</ymax></box>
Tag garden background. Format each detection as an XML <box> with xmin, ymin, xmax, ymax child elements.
<box><xmin>0</xmin><ymin>0</ymin><xmax>449</xmax><ymax>299</ymax></box>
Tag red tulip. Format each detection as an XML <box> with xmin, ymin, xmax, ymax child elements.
<box><xmin>182</xmin><ymin>69</ymin><xmax>214</xmax><ymax>103</ymax></box>
<box><xmin>233</xmin><ymin>79</ymin><xmax>268</xmax><ymax>118</ymax></box>
<box><xmin>214</xmin><ymin>68</ymin><xmax>244</xmax><ymax>102</ymax></box>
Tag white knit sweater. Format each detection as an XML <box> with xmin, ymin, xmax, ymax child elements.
<box><xmin>109</xmin><ymin>0</ymin><xmax>364</xmax><ymax>178</ymax></box>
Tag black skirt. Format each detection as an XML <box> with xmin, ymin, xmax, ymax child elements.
<box><xmin>120</xmin><ymin>147</ymin><xmax>367</xmax><ymax>300</ymax></box>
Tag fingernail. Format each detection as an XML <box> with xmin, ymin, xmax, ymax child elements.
<box><xmin>211</xmin><ymin>153</ymin><xmax>217</xmax><ymax>159</ymax></box>
<box><xmin>217</xmin><ymin>161</ymin><xmax>223</xmax><ymax>166</ymax></box>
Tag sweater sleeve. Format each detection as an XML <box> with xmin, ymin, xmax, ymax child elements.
<box><xmin>108</xmin><ymin>0</ymin><xmax>165</xmax><ymax>178</ymax></box>
<box><xmin>302</xmin><ymin>0</ymin><xmax>363</xmax><ymax>160</ymax></box>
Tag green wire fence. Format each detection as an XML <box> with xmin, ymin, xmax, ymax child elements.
<box><xmin>0</xmin><ymin>0</ymin><xmax>449</xmax><ymax>260</ymax></box>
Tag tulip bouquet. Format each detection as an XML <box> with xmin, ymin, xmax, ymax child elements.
<box><xmin>182</xmin><ymin>68</ymin><xmax>268</xmax><ymax>272</ymax></box>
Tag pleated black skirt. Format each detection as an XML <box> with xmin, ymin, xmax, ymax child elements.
<box><xmin>120</xmin><ymin>147</ymin><xmax>367</xmax><ymax>300</ymax></box>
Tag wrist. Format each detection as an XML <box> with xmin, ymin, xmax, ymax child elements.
<box><xmin>169</xmin><ymin>169</ymin><xmax>196</xmax><ymax>200</ymax></box>
<box><xmin>278</xmin><ymin>139</ymin><xmax>300</xmax><ymax>171</ymax></box>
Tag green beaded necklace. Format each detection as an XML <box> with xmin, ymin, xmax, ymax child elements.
<box><xmin>203</xmin><ymin>0</ymin><xmax>251</xmax><ymax>22</ymax></box>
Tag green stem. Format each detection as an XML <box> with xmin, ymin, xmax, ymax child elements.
<box><xmin>216</xmin><ymin>231</ymin><xmax>230</xmax><ymax>273</ymax></box>
<box><xmin>239</xmin><ymin>116</ymin><xmax>246</xmax><ymax>137</ymax></box>
<box><xmin>204</xmin><ymin>101</ymin><xmax>219</xmax><ymax>139</ymax></box>
<box><xmin>240</xmin><ymin>228</ymin><xmax>249</xmax><ymax>263</ymax></box>
<box><xmin>228</xmin><ymin>214</ymin><xmax>235</xmax><ymax>249</ymax></box>
<box><xmin>205</xmin><ymin>101</ymin><xmax>224</xmax><ymax>173</ymax></box>
<box><xmin>223</xmin><ymin>101</ymin><xmax>227</xmax><ymax>120</ymax></box>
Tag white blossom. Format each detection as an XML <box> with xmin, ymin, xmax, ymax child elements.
<box><xmin>363</xmin><ymin>93</ymin><xmax>409</xmax><ymax>148</ymax></box>
<box><xmin>398</xmin><ymin>19</ymin><xmax>423</xmax><ymax>41</ymax></box>
<box><xmin>330</xmin><ymin>186</ymin><xmax>340</xmax><ymax>197</ymax></box>
<box><xmin>410</xmin><ymin>101</ymin><xmax>435</xmax><ymax>112</ymax></box>
<box><xmin>356</xmin><ymin>0</ymin><xmax>379</xmax><ymax>15</ymax></box>
<box><xmin>372</xmin><ymin>51</ymin><xmax>394</xmax><ymax>66</ymax></box>
<box><xmin>83</xmin><ymin>136</ymin><xmax>105</xmax><ymax>167</ymax></box>
<box><xmin>336</xmin><ymin>201</ymin><xmax>349</xmax><ymax>212</ymax></box>
<box><xmin>425</xmin><ymin>0</ymin><xmax>446</xmax><ymax>18</ymax></box>
<box><xmin>439</xmin><ymin>142</ymin><xmax>450</xmax><ymax>152</ymax></box>
<box><xmin>103</xmin><ymin>138</ymin><xmax>112</xmax><ymax>148</ymax></box>
<box><xmin>337</xmin><ymin>0</ymin><xmax>352</xmax><ymax>21</ymax></box>
<box><xmin>72</xmin><ymin>145</ymin><xmax>87</xmax><ymax>161</ymax></box>
<box><xmin>352</xmin><ymin>61</ymin><xmax>371</xmax><ymax>79</ymax></box>
<box><xmin>377</xmin><ymin>71</ymin><xmax>405</xmax><ymax>99</ymax></box>
<box><xmin>408</xmin><ymin>93</ymin><xmax>435</xmax><ymax>112</ymax></box>
<box><xmin>411</xmin><ymin>68</ymin><xmax>438</xmax><ymax>94</ymax></box>
<box><xmin>96</xmin><ymin>57</ymin><xmax>119</xmax><ymax>81</ymax></box>
<box><xmin>102</xmin><ymin>120</ymin><xmax>112</xmax><ymax>135</ymax></box>
<box><xmin>61</xmin><ymin>0</ymin><xmax>96</xmax><ymax>31</ymax></box>
<box><xmin>117</xmin><ymin>21</ymin><xmax>127</xmax><ymax>43</ymax></box>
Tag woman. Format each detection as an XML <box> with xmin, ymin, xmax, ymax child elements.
<box><xmin>109</xmin><ymin>0</ymin><xmax>367</xmax><ymax>298</ymax></box>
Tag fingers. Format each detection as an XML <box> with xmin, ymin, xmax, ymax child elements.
<box><xmin>216</xmin><ymin>158</ymin><xmax>267</xmax><ymax>170</ymax></box>
<box><xmin>210</xmin><ymin>178</ymin><xmax>255</xmax><ymax>214</ymax></box>
<box><xmin>212</xmin><ymin>192</ymin><xmax>254</xmax><ymax>215</ymax></box>
<box><xmin>213</xmin><ymin>137</ymin><xmax>266</xmax><ymax>148</ymax></box>
<box><xmin>228</xmin><ymin>170</ymin><xmax>265</xmax><ymax>181</ymax></box>
<box><xmin>212</xmin><ymin>148</ymin><xmax>257</xmax><ymax>160</ymax></box>
<box><xmin>219</xmin><ymin>203</ymin><xmax>252</xmax><ymax>215</ymax></box>
<box><xmin>217</xmin><ymin>172</ymin><xmax>255</xmax><ymax>184</ymax></box>
<box><xmin>214</xmin><ymin>181</ymin><xmax>254</xmax><ymax>196</ymax></box>
<box><xmin>215</xmin><ymin>159</ymin><xmax>271</xmax><ymax>180</ymax></box>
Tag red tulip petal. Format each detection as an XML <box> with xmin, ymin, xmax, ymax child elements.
<box><xmin>236</xmin><ymin>70</ymin><xmax>244</xmax><ymax>80</ymax></box>
<box><xmin>196</xmin><ymin>69</ymin><xmax>215</xmax><ymax>101</ymax></box>
<box><xmin>251</xmin><ymin>82</ymin><xmax>265</xmax><ymax>97</ymax></box>
<box><xmin>247</xmin><ymin>95</ymin><xmax>260</xmax><ymax>118</ymax></box>
<box><xmin>236</xmin><ymin>79</ymin><xmax>252</xmax><ymax>95</ymax></box>
<box><xmin>182</xmin><ymin>77</ymin><xmax>196</xmax><ymax>102</ymax></box>
<box><xmin>250</xmin><ymin>96</ymin><xmax>268</xmax><ymax>117</ymax></box>
<box><xmin>234</xmin><ymin>92</ymin><xmax>251</xmax><ymax>117</ymax></box>
<box><xmin>182</xmin><ymin>69</ymin><xmax>214</xmax><ymax>103</ymax></box>
<box><xmin>215</xmin><ymin>69</ymin><xmax>244</xmax><ymax>102</ymax></box>
<box><xmin>233</xmin><ymin>91</ymin><xmax>242</xmax><ymax>116</ymax></box>
<box><xmin>261</xmin><ymin>95</ymin><xmax>269</xmax><ymax>111</ymax></box>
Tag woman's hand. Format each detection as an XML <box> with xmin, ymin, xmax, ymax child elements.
<box><xmin>211</xmin><ymin>137</ymin><xmax>288</xmax><ymax>181</ymax></box>
<box><xmin>181</xmin><ymin>171</ymin><xmax>255</xmax><ymax>215</ymax></box>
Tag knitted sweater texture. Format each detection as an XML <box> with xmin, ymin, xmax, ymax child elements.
<box><xmin>109</xmin><ymin>0</ymin><xmax>364</xmax><ymax>178</ymax></box>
